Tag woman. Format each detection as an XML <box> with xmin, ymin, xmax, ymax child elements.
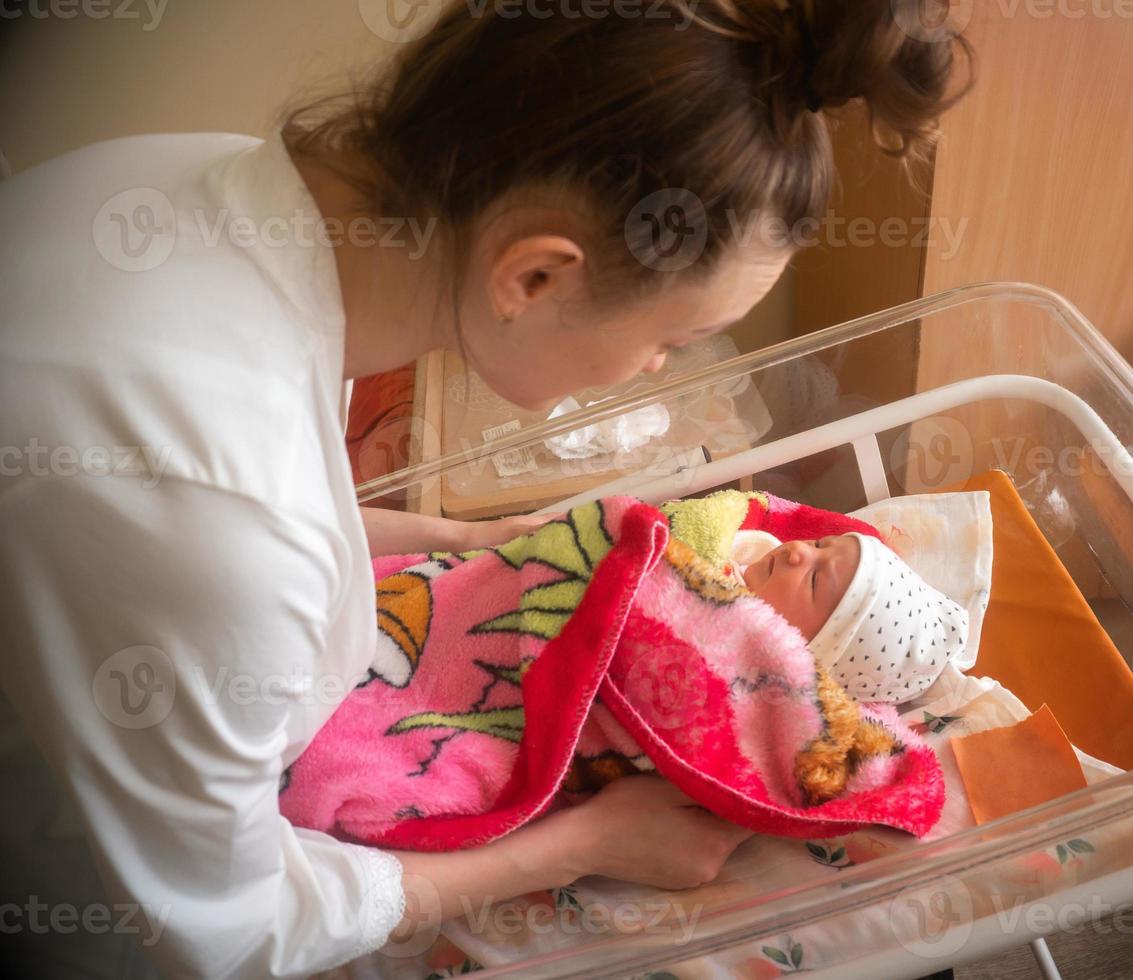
<box><xmin>0</xmin><ymin>1</ymin><xmax>969</xmax><ymax>976</ymax></box>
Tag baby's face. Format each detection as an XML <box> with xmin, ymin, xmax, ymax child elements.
<box><xmin>742</xmin><ymin>535</ymin><xmax>861</xmax><ymax>640</ymax></box>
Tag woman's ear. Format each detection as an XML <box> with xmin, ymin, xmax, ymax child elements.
<box><xmin>488</xmin><ymin>234</ymin><xmax>585</xmax><ymax>322</ymax></box>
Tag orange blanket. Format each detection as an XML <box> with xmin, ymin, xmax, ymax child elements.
<box><xmin>937</xmin><ymin>470</ymin><xmax>1133</xmax><ymax>769</ymax></box>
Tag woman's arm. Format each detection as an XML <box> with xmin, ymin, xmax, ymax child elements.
<box><xmin>359</xmin><ymin>505</ymin><xmax>562</xmax><ymax>557</ymax></box>
<box><xmin>358</xmin><ymin>506</ymin><xmax>470</xmax><ymax>555</ymax></box>
<box><xmin>0</xmin><ymin>479</ymin><xmax>412</xmax><ymax>979</ymax></box>
<box><xmin>389</xmin><ymin>776</ymin><xmax>753</xmax><ymax>943</ymax></box>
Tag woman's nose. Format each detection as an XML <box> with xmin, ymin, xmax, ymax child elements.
<box><xmin>642</xmin><ymin>352</ymin><xmax>667</xmax><ymax>374</ymax></box>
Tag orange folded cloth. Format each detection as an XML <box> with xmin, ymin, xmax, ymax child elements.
<box><xmin>950</xmin><ymin>704</ymin><xmax>1088</xmax><ymax>824</ymax></box>
<box><xmin>935</xmin><ymin>470</ymin><xmax>1133</xmax><ymax>770</ymax></box>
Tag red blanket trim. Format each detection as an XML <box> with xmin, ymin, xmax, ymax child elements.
<box><xmin>743</xmin><ymin>495</ymin><xmax>884</xmax><ymax>543</ymax></box>
<box><xmin>370</xmin><ymin>502</ymin><xmax>669</xmax><ymax>850</ymax></box>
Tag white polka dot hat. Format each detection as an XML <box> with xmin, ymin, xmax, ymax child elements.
<box><xmin>808</xmin><ymin>532</ymin><xmax>969</xmax><ymax>704</ymax></box>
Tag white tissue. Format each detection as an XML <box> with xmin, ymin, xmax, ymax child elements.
<box><xmin>544</xmin><ymin>396</ymin><xmax>671</xmax><ymax>459</ymax></box>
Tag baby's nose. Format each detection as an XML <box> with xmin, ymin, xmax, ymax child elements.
<box><xmin>782</xmin><ymin>539</ymin><xmax>819</xmax><ymax>567</ymax></box>
<box><xmin>781</xmin><ymin>540</ymin><xmax>808</xmax><ymax>566</ymax></box>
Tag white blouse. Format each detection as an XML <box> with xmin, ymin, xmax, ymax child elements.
<box><xmin>0</xmin><ymin>129</ymin><xmax>405</xmax><ymax>977</ymax></box>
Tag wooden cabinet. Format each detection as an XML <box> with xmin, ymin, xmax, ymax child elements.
<box><xmin>792</xmin><ymin>9</ymin><xmax>1133</xmax><ymax>368</ymax></box>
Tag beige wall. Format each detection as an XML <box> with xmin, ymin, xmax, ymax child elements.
<box><xmin>0</xmin><ymin>0</ymin><xmax>390</xmax><ymax>173</ymax></box>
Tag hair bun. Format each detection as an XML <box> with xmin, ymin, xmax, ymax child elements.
<box><xmin>682</xmin><ymin>0</ymin><xmax>974</xmax><ymax>159</ymax></box>
<box><xmin>776</xmin><ymin>3</ymin><xmax>825</xmax><ymax>116</ymax></box>
<box><xmin>771</xmin><ymin>0</ymin><xmax>974</xmax><ymax>160</ymax></box>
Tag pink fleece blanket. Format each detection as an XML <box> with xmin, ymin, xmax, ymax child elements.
<box><xmin>279</xmin><ymin>493</ymin><xmax>945</xmax><ymax>850</ymax></box>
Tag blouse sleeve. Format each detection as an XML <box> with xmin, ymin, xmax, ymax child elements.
<box><xmin>0</xmin><ymin>472</ymin><xmax>405</xmax><ymax>979</ymax></box>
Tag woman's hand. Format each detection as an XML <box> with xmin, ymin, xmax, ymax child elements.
<box><xmin>461</xmin><ymin>511</ymin><xmax>566</xmax><ymax>551</ymax></box>
<box><xmin>359</xmin><ymin>507</ymin><xmax>563</xmax><ymax>557</ymax></box>
<box><xmin>558</xmin><ymin>774</ymin><xmax>753</xmax><ymax>890</ymax></box>
<box><xmin>389</xmin><ymin>775</ymin><xmax>749</xmax><ymax>950</ymax></box>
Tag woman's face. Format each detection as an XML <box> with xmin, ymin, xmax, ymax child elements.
<box><xmin>459</xmin><ymin>214</ymin><xmax>793</xmax><ymax>411</ymax></box>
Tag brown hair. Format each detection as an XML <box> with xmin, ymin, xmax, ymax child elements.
<box><xmin>283</xmin><ymin>0</ymin><xmax>973</xmax><ymax>307</ymax></box>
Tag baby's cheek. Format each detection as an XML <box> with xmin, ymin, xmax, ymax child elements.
<box><xmin>754</xmin><ymin>589</ymin><xmax>820</xmax><ymax>642</ymax></box>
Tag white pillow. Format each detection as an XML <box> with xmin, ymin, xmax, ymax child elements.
<box><xmin>848</xmin><ymin>491</ymin><xmax>993</xmax><ymax>671</ymax></box>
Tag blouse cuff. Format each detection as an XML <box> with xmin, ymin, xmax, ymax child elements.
<box><xmin>348</xmin><ymin>846</ymin><xmax>406</xmax><ymax>961</ymax></box>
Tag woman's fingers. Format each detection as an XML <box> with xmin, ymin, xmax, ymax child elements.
<box><xmin>636</xmin><ymin>777</ymin><xmax>706</xmax><ymax>808</ymax></box>
<box><xmin>512</xmin><ymin>511</ymin><xmax>565</xmax><ymax>533</ymax></box>
<box><xmin>467</xmin><ymin>511</ymin><xmax>566</xmax><ymax>550</ymax></box>
<box><xmin>566</xmin><ymin>775</ymin><xmax>753</xmax><ymax>890</ymax></box>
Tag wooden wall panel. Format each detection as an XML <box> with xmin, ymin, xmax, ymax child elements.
<box><xmin>794</xmin><ymin>101</ymin><xmax>934</xmax><ymax>337</ymax></box>
<box><xmin>921</xmin><ymin>6</ymin><xmax>1133</xmax><ymax>365</ymax></box>
<box><xmin>793</xmin><ymin>100</ymin><xmax>934</xmax><ymax>408</ymax></box>
<box><xmin>904</xmin><ymin>7</ymin><xmax>1133</xmax><ymax>611</ymax></box>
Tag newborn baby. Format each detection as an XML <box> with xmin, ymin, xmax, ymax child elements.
<box><xmin>279</xmin><ymin>494</ymin><xmax>958</xmax><ymax>844</ymax></box>
<box><xmin>722</xmin><ymin>529</ymin><xmax>969</xmax><ymax>703</ymax></box>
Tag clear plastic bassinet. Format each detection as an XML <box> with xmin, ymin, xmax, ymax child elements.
<box><xmin>353</xmin><ymin>282</ymin><xmax>1133</xmax><ymax>980</ymax></box>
